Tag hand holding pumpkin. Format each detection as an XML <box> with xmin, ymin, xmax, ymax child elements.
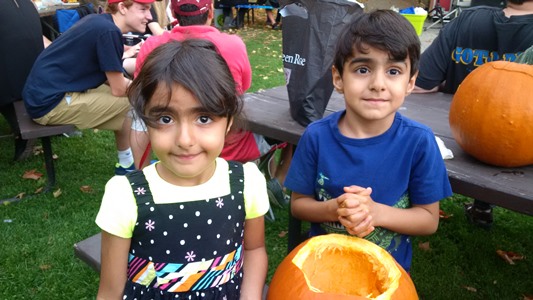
<box><xmin>337</xmin><ymin>186</ymin><xmax>375</xmax><ymax>237</ymax></box>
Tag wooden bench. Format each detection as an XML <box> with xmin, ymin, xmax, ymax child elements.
<box><xmin>14</xmin><ymin>101</ymin><xmax>76</xmax><ymax>191</ymax></box>
<box><xmin>242</xmin><ymin>86</ymin><xmax>533</xmax><ymax>251</ymax></box>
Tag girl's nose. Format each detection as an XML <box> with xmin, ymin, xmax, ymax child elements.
<box><xmin>176</xmin><ymin>124</ymin><xmax>194</xmax><ymax>148</ymax></box>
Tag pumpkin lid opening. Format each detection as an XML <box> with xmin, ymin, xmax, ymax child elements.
<box><xmin>292</xmin><ymin>234</ymin><xmax>401</xmax><ymax>299</ymax></box>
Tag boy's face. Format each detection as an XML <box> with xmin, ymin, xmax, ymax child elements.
<box><xmin>333</xmin><ymin>44</ymin><xmax>417</xmax><ymax>137</ymax></box>
<box><xmin>123</xmin><ymin>2</ymin><xmax>153</xmax><ymax>33</ymax></box>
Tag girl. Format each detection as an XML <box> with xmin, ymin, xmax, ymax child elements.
<box><xmin>96</xmin><ymin>39</ymin><xmax>269</xmax><ymax>300</ymax></box>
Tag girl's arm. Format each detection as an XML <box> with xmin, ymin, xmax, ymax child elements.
<box><xmin>240</xmin><ymin>216</ymin><xmax>268</xmax><ymax>300</ymax></box>
<box><xmin>96</xmin><ymin>231</ymin><xmax>131</xmax><ymax>300</ymax></box>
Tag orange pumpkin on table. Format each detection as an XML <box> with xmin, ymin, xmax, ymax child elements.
<box><xmin>267</xmin><ymin>234</ymin><xmax>418</xmax><ymax>299</ymax></box>
<box><xmin>449</xmin><ymin>60</ymin><xmax>533</xmax><ymax>167</ymax></box>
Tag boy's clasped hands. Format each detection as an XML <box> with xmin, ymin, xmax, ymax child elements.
<box><xmin>336</xmin><ymin>186</ymin><xmax>375</xmax><ymax>238</ymax></box>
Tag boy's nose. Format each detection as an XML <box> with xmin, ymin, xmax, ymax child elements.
<box><xmin>369</xmin><ymin>72</ymin><xmax>386</xmax><ymax>91</ymax></box>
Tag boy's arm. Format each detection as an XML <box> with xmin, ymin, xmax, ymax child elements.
<box><xmin>372</xmin><ymin>201</ymin><xmax>440</xmax><ymax>236</ymax></box>
<box><xmin>291</xmin><ymin>192</ymin><xmax>341</xmax><ymax>223</ymax></box>
<box><xmin>105</xmin><ymin>71</ymin><xmax>131</xmax><ymax>97</ymax></box>
<box><xmin>97</xmin><ymin>231</ymin><xmax>130</xmax><ymax>300</ymax></box>
<box><xmin>240</xmin><ymin>216</ymin><xmax>268</xmax><ymax>300</ymax></box>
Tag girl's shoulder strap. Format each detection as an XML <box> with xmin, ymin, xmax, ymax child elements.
<box><xmin>227</xmin><ymin>160</ymin><xmax>245</xmax><ymax>192</ymax></box>
<box><xmin>125</xmin><ymin>170</ymin><xmax>154</xmax><ymax>206</ymax></box>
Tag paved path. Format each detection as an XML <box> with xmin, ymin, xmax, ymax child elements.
<box><xmin>420</xmin><ymin>22</ymin><xmax>440</xmax><ymax>52</ymax></box>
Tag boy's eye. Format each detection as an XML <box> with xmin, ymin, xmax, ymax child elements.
<box><xmin>157</xmin><ymin>115</ymin><xmax>173</xmax><ymax>124</ymax></box>
<box><xmin>355</xmin><ymin>67</ymin><xmax>369</xmax><ymax>74</ymax></box>
<box><xmin>197</xmin><ymin>115</ymin><xmax>213</xmax><ymax>124</ymax></box>
<box><xmin>388</xmin><ymin>68</ymin><xmax>401</xmax><ymax>75</ymax></box>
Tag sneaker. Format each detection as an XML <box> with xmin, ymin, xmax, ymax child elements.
<box><xmin>115</xmin><ymin>163</ymin><xmax>135</xmax><ymax>175</ymax></box>
<box><xmin>464</xmin><ymin>202</ymin><xmax>493</xmax><ymax>229</ymax></box>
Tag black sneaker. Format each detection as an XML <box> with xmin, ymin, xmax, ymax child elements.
<box><xmin>464</xmin><ymin>202</ymin><xmax>493</xmax><ymax>229</ymax></box>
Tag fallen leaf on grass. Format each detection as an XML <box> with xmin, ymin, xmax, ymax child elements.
<box><xmin>53</xmin><ymin>188</ymin><xmax>62</xmax><ymax>198</ymax></box>
<box><xmin>52</xmin><ymin>154</ymin><xmax>59</xmax><ymax>160</ymax></box>
<box><xmin>39</xmin><ymin>264</ymin><xmax>52</xmax><ymax>271</ymax></box>
<box><xmin>15</xmin><ymin>192</ymin><xmax>26</xmax><ymax>199</ymax></box>
<box><xmin>278</xmin><ymin>231</ymin><xmax>287</xmax><ymax>238</ymax></box>
<box><xmin>33</xmin><ymin>145</ymin><xmax>44</xmax><ymax>155</ymax></box>
<box><xmin>22</xmin><ymin>169</ymin><xmax>43</xmax><ymax>180</ymax></box>
<box><xmin>439</xmin><ymin>209</ymin><xmax>453</xmax><ymax>219</ymax></box>
<box><xmin>464</xmin><ymin>286</ymin><xmax>477</xmax><ymax>292</ymax></box>
<box><xmin>80</xmin><ymin>185</ymin><xmax>93</xmax><ymax>193</ymax></box>
<box><xmin>418</xmin><ymin>241</ymin><xmax>431</xmax><ymax>251</ymax></box>
<box><xmin>34</xmin><ymin>187</ymin><xmax>44</xmax><ymax>194</ymax></box>
<box><xmin>496</xmin><ymin>250</ymin><xmax>525</xmax><ymax>265</ymax></box>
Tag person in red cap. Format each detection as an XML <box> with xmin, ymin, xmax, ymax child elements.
<box><xmin>129</xmin><ymin>0</ymin><xmax>278</xmax><ymax>173</ymax></box>
<box><xmin>22</xmin><ymin>0</ymin><xmax>155</xmax><ymax>175</ymax></box>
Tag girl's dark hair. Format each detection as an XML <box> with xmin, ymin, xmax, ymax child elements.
<box><xmin>128</xmin><ymin>39</ymin><xmax>242</xmax><ymax>128</ymax></box>
<box><xmin>333</xmin><ymin>9</ymin><xmax>421</xmax><ymax>78</ymax></box>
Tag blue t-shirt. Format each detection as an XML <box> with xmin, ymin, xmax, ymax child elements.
<box><xmin>284</xmin><ymin>111</ymin><xmax>453</xmax><ymax>271</ymax></box>
<box><xmin>23</xmin><ymin>14</ymin><xmax>124</xmax><ymax>119</ymax></box>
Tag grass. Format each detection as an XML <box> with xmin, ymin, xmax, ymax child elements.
<box><xmin>1</xmin><ymin>18</ymin><xmax>532</xmax><ymax>299</ymax></box>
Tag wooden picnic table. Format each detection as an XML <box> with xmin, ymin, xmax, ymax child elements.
<box><xmin>74</xmin><ymin>85</ymin><xmax>532</xmax><ymax>268</ymax></box>
<box><xmin>243</xmin><ymin>85</ymin><xmax>533</xmax><ymax>251</ymax></box>
<box><xmin>243</xmin><ymin>86</ymin><xmax>533</xmax><ymax>216</ymax></box>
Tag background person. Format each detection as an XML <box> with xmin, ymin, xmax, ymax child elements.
<box><xmin>413</xmin><ymin>0</ymin><xmax>533</xmax><ymax>227</ymax></box>
<box><xmin>284</xmin><ymin>10</ymin><xmax>453</xmax><ymax>272</ymax></box>
<box><xmin>1</xmin><ymin>0</ymin><xmax>48</xmax><ymax>161</ymax></box>
<box><xmin>22</xmin><ymin>0</ymin><xmax>156</xmax><ymax>175</ymax></box>
<box><xmin>131</xmin><ymin>0</ymin><xmax>272</xmax><ymax>170</ymax></box>
<box><xmin>96</xmin><ymin>39</ymin><xmax>269</xmax><ymax>299</ymax></box>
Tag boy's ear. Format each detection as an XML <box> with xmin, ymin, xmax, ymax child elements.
<box><xmin>406</xmin><ymin>71</ymin><xmax>418</xmax><ymax>95</ymax></box>
<box><xmin>332</xmin><ymin>66</ymin><xmax>344</xmax><ymax>94</ymax></box>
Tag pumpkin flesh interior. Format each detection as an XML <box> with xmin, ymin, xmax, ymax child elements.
<box><xmin>292</xmin><ymin>235</ymin><xmax>401</xmax><ymax>299</ymax></box>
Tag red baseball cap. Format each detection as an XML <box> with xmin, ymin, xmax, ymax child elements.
<box><xmin>171</xmin><ymin>0</ymin><xmax>211</xmax><ymax>16</ymax></box>
<box><xmin>108</xmin><ymin>0</ymin><xmax>155</xmax><ymax>4</ymax></box>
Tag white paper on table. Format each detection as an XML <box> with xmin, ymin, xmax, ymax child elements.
<box><xmin>435</xmin><ymin>136</ymin><xmax>454</xmax><ymax>160</ymax></box>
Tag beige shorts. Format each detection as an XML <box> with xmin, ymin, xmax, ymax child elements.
<box><xmin>34</xmin><ymin>84</ymin><xmax>130</xmax><ymax>131</ymax></box>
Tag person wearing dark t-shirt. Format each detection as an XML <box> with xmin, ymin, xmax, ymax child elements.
<box><xmin>413</xmin><ymin>0</ymin><xmax>533</xmax><ymax>227</ymax></box>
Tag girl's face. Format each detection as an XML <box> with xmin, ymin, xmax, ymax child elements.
<box><xmin>123</xmin><ymin>2</ymin><xmax>152</xmax><ymax>33</ymax></box>
<box><xmin>146</xmin><ymin>83</ymin><xmax>232</xmax><ymax>186</ymax></box>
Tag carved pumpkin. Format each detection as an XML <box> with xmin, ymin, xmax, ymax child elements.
<box><xmin>267</xmin><ymin>234</ymin><xmax>418</xmax><ymax>299</ymax></box>
<box><xmin>449</xmin><ymin>61</ymin><xmax>533</xmax><ymax>167</ymax></box>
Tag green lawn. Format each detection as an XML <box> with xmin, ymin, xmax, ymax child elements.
<box><xmin>0</xmin><ymin>20</ymin><xmax>531</xmax><ymax>299</ymax></box>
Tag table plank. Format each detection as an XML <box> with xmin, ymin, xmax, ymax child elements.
<box><xmin>244</xmin><ymin>86</ymin><xmax>533</xmax><ymax>215</ymax></box>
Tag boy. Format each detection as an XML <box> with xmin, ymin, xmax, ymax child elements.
<box><xmin>284</xmin><ymin>10</ymin><xmax>453</xmax><ymax>272</ymax></box>
<box><xmin>22</xmin><ymin>0</ymin><xmax>155</xmax><ymax>175</ymax></box>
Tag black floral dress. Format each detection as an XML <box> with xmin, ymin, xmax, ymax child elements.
<box><xmin>123</xmin><ymin>162</ymin><xmax>246</xmax><ymax>299</ymax></box>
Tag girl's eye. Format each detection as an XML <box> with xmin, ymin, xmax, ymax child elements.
<box><xmin>157</xmin><ymin>115</ymin><xmax>173</xmax><ymax>124</ymax></box>
<box><xmin>197</xmin><ymin>115</ymin><xmax>213</xmax><ymax>125</ymax></box>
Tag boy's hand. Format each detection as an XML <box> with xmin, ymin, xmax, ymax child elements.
<box><xmin>337</xmin><ymin>186</ymin><xmax>375</xmax><ymax>237</ymax></box>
